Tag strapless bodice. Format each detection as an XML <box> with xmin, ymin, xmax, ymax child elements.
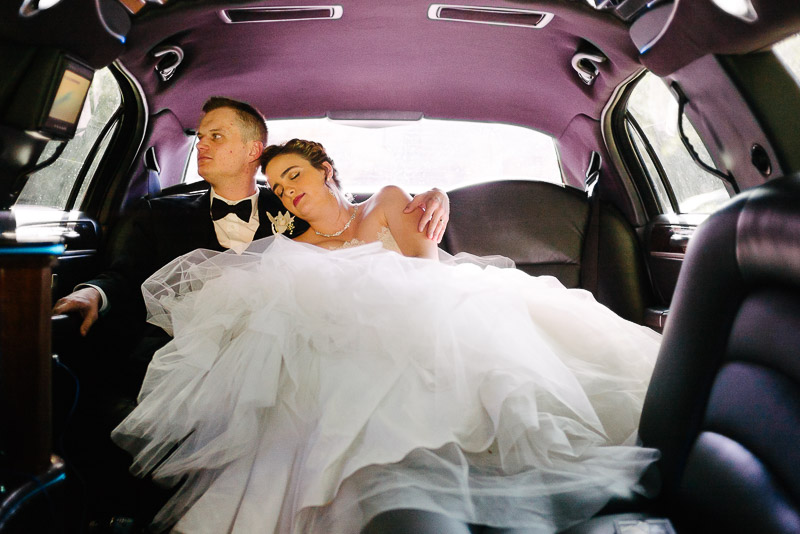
<box><xmin>338</xmin><ymin>226</ymin><xmax>401</xmax><ymax>253</ymax></box>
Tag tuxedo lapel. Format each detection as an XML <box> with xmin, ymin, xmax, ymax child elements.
<box><xmin>190</xmin><ymin>190</ymin><xmax>226</xmax><ymax>251</ymax></box>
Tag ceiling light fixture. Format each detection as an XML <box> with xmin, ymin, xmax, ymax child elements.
<box><xmin>18</xmin><ymin>0</ymin><xmax>64</xmax><ymax>17</ymax></box>
<box><xmin>710</xmin><ymin>0</ymin><xmax>758</xmax><ymax>22</ymax></box>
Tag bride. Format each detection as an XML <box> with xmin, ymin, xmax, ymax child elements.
<box><xmin>112</xmin><ymin>139</ymin><xmax>661</xmax><ymax>533</ymax></box>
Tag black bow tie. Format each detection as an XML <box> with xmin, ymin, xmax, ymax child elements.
<box><xmin>211</xmin><ymin>198</ymin><xmax>253</xmax><ymax>222</ymax></box>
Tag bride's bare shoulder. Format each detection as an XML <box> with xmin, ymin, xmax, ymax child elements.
<box><xmin>370</xmin><ymin>185</ymin><xmax>412</xmax><ymax>209</ymax></box>
<box><xmin>355</xmin><ymin>186</ymin><xmax>410</xmax><ymax>234</ymax></box>
<box><xmin>358</xmin><ymin>185</ymin><xmax>409</xmax><ymax>215</ymax></box>
<box><xmin>374</xmin><ymin>184</ymin><xmax>411</xmax><ymax>199</ymax></box>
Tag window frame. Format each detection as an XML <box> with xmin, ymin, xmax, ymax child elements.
<box><xmin>624</xmin><ymin>109</ymin><xmax>679</xmax><ymax>213</ymax></box>
<box><xmin>613</xmin><ymin>71</ymin><xmax>733</xmax><ymax>217</ymax></box>
<box><xmin>64</xmin><ymin>106</ymin><xmax>123</xmax><ymax>210</ymax></box>
<box><xmin>78</xmin><ymin>62</ymin><xmax>148</xmax><ymax>220</ymax></box>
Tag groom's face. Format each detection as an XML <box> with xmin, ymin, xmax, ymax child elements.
<box><xmin>195</xmin><ymin>107</ymin><xmax>261</xmax><ymax>188</ymax></box>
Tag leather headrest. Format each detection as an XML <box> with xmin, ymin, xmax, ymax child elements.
<box><xmin>737</xmin><ymin>174</ymin><xmax>800</xmax><ymax>288</ymax></box>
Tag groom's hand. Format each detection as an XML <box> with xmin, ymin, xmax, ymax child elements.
<box><xmin>403</xmin><ymin>188</ymin><xmax>450</xmax><ymax>244</ymax></box>
<box><xmin>53</xmin><ymin>287</ymin><xmax>102</xmax><ymax>337</ymax></box>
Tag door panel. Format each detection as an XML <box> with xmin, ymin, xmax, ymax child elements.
<box><xmin>643</xmin><ymin>213</ymin><xmax>707</xmax><ymax>331</ymax></box>
<box><xmin>52</xmin><ymin>218</ymin><xmax>101</xmax><ymax>301</ymax></box>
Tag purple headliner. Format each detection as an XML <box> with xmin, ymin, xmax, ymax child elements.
<box><xmin>4</xmin><ymin>0</ymin><xmax>799</xmax><ymax>141</ymax></box>
<box><xmin>118</xmin><ymin>1</ymin><xmax>640</xmax><ymax>137</ymax></box>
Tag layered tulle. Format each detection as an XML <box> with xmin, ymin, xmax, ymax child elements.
<box><xmin>111</xmin><ymin>236</ymin><xmax>661</xmax><ymax>533</ymax></box>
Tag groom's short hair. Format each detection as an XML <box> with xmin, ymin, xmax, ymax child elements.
<box><xmin>202</xmin><ymin>96</ymin><xmax>267</xmax><ymax>145</ymax></box>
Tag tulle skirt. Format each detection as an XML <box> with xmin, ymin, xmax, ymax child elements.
<box><xmin>111</xmin><ymin>236</ymin><xmax>661</xmax><ymax>533</ymax></box>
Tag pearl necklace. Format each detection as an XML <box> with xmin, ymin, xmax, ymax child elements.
<box><xmin>315</xmin><ymin>205</ymin><xmax>359</xmax><ymax>238</ymax></box>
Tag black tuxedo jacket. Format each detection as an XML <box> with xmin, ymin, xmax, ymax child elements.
<box><xmin>87</xmin><ymin>186</ymin><xmax>308</xmax><ymax>383</ymax></box>
<box><xmin>90</xmin><ymin>186</ymin><xmax>308</xmax><ymax>318</ymax></box>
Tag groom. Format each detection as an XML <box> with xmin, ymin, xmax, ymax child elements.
<box><xmin>53</xmin><ymin>96</ymin><xmax>450</xmax><ymax>391</ymax></box>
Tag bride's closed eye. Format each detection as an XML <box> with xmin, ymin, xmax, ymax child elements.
<box><xmin>276</xmin><ymin>174</ymin><xmax>298</xmax><ymax>198</ymax></box>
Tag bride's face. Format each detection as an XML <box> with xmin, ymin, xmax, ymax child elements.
<box><xmin>265</xmin><ymin>153</ymin><xmax>333</xmax><ymax>216</ymax></box>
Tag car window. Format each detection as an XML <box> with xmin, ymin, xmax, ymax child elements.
<box><xmin>774</xmin><ymin>31</ymin><xmax>800</xmax><ymax>81</ymax></box>
<box><xmin>625</xmin><ymin>73</ymin><xmax>730</xmax><ymax>214</ymax></box>
<box><xmin>15</xmin><ymin>67</ymin><xmax>122</xmax><ymax>210</ymax></box>
<box><xmin>184</xmin><ymin>118</ymin><xmax>563</xmax><ymax>193</ymax></box>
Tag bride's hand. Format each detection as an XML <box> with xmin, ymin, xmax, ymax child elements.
<box><xmin>403</xmin><ymin>188</ymin><xmax>450</xmax><ymax>243</ymax></box>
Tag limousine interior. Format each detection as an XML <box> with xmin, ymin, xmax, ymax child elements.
<box><xmin>1</xmin><ymin>0</ymin><xmax>800</xmax><ymax>532</ymax></box>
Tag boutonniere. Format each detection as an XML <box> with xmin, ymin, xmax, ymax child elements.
<box><xmin>267</xmin><ymin>211</ymin><xmax>295</xmax><ymax>236</ymax></box>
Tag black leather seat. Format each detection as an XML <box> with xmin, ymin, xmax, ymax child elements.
<box><xmin>441</xmin><ymin>180</ymin><xmax>650</xmax><ymax>324</ymax></box>
<box><xmin>564</xmin><ymin>173</ymin><xmax>800</xmax><ymax>533</ymax></box>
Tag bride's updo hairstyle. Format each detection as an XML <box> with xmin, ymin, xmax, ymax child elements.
<box><xmin>260</xmin><ymin>139</ymin><xmax>342</xmax><ymax>190</ymax></box>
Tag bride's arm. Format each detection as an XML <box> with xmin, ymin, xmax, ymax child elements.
<box><xmin>376</xmin><ymin>186</ymin><xmax>440</xmax><ymax>259</ymax></box>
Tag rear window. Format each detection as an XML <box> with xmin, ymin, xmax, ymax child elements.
<box><xmin>184</xmin><ymin>118</ymin><xmax>562</xmax><ymax>192</ymax></box>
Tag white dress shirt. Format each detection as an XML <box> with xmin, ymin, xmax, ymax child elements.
<box><xmin>210</xmin><ymin>188</ymin><xmax>260</xmax><ymax>254</ymax></box>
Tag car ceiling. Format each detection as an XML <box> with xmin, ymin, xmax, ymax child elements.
<box><xmin>3</xmin><ymin>0</ymin><xmax>800</xmax><ymax>136</ymax></box>
<box><xmin>115</xmin><ymin>1</ymin><xmax>642</xmax><ymax>137</ymax></box>
<box><xmin>1</xmin><ymin>0</ymin><xmax>642</xmax><ymax>138</ymax></box>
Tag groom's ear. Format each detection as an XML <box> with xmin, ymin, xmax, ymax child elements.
<box><xmin>248</xmin><ymin>140</ymin><xmax>264</xmax><ymax>162</ymax></box>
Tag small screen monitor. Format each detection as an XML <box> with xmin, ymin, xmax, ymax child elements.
<box><xmin>40</xmin><ymin>58</ymin><xmax>93</xmax><ymax>139</ymax></box>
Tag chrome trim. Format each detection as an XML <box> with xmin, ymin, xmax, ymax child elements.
<box><xmin>427</xmin><ymin>5</ymin><xmax>554</xmax><ymax>29</ymax></box>
<box><xmin>650</xmin><ymin>251</ymin><xmax>685</xmax><ymax>260</ymax></box>
<box><xmin>220</xmin><ymin>5</ymin><xmax>343</xmax><ymax>24</ymax></box>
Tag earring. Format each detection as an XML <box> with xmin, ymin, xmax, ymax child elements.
<box><xmin>327</xmin><ymin>184</ymin><xmax>336</xmax><ymax>197</ymax></box>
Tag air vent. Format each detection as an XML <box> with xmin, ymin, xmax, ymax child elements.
<box><xmin>427</xmin><ymin>5</ymin><xmax>553</xmax><ymax>29</ymax></box>
<box><xmin>221</xmin><ymin>6</ymin><xmax>343</xmax><ymax>24</ymax></box>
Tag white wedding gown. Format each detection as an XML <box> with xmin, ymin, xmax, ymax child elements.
<box><xmin>111</xmin><ymin>231</ymin><xmax>661</xmax><ymax>534</ymax></box>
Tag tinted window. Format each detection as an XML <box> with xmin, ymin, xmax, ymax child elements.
<box><xmin>626</xmin><ymin>73</ymin><xmax>730</xmax><ymax>214</ymax></box>
<box><xmin>15</xmin><ymin>68</ymin><xmax>122</xmax><ymax>209</ymax></box>
<box><xmin>185</xmin><ymin>118</ymin><xmax>562</xmax><ymax>192</ymax></box>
